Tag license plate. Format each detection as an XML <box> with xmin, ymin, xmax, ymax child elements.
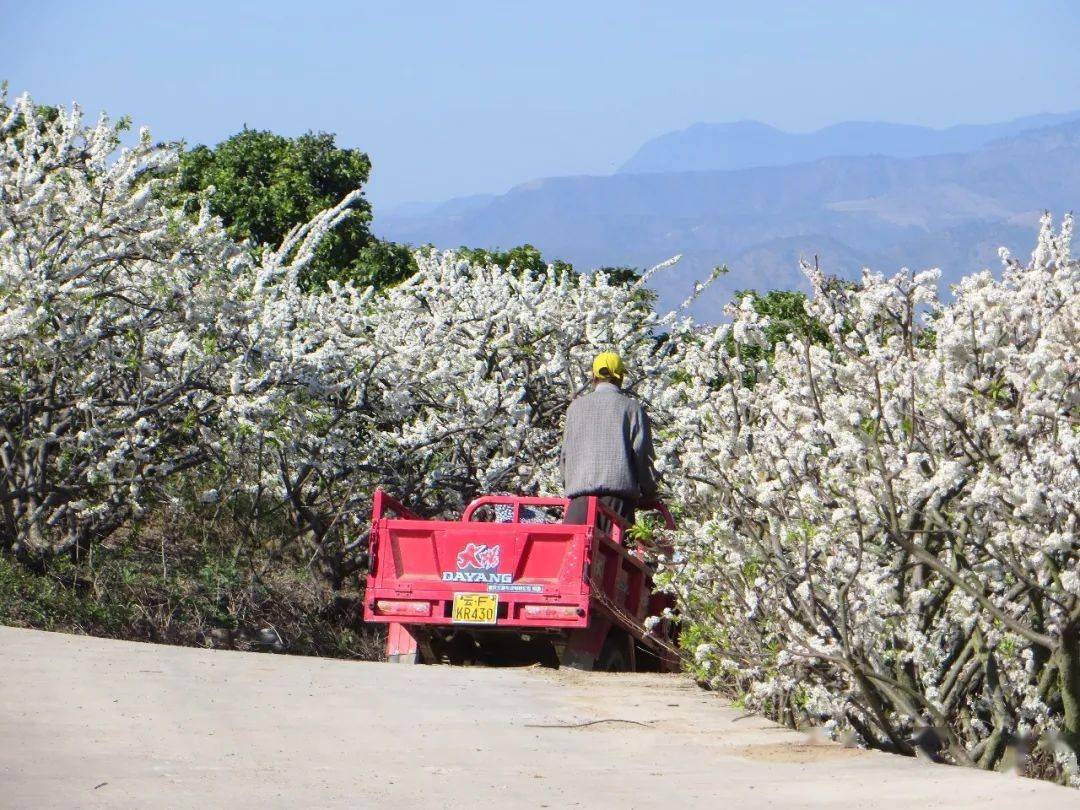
<box><xmin>452</xmin><ymin>593</ymin><xmax>498</xmax><ymax>624</ymax></box>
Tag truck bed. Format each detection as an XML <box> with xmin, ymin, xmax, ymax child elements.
<box><xmin>363</xmin><ymin>491</ymin><xmax>678</xmax><ymax>670</ymax></box>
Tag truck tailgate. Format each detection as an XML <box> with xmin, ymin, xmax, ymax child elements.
<box><xmin>365</xmin><ymin>519</ymin><xmax>592</xmax><ymax>628</ymax></box>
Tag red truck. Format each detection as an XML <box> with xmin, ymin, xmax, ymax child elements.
<box><xmin>363</xmin><ymin>490</ymin><xmax>679</xmax><ymax>671</ymax></box>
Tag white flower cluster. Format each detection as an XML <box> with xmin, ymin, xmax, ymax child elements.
<box><xmin>221</xmin><ymin>247</ymin><xmax>691</xmax><ymax>548</ymax></box>
<box><xmin>659</xmin><ymin>214</ymin><xmax>1079</xmax><ymax>773</ymax></box>
<box><xmin>0</xmin><ymin>92</ymin><xmax>259</xmax><ymax>553</ymax></box>
<box><xmin>0</xmin><ymin>92</ymin><xmax>688</xmax><ymax>563</ymax></box>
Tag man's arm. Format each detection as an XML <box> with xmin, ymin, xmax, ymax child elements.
<box><xmin>631</xmin><ymin>403</ymin><xmax>658</xmax><ymax>500</ymax></box>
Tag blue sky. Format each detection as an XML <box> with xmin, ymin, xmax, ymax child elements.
<box><xmin>4</xmin><ymin>1</ymin><xmax>1080</xmax><ymax>209</ymax></box>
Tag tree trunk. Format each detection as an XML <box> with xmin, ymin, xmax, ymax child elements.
<box><xmin>1058</xmin><ymin>626</ymin><xmax>1080</xmax><ymax>754</ymax></box>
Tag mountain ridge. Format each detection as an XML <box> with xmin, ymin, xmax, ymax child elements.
<box><xmin>618</xmin><ymin>110</ymin><xmax>1080</xmax><ymax>175</ymax></box>
<box><xmin>376</xmin><ymin>117</ymin><xmax>1080</xmax><ymax>319</ymax></box>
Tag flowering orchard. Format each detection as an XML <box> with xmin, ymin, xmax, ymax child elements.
<box><xmin>659</xmin><ymin>217</ymin><xmax>1080</xmax><ymax>776</ymax></box>
<box><xmin>2</xmin><ymin>93</ymin><xmax>1078</xmax><ymax>777</ymax></box>
<box><xmin>0</xmin><ymin>92</ymin><xmax>689</xmax><ymax>577</ymax></box>
<box><xmin>216</xmin><ymin>246</ymin><xmax>691</xmax><ymax>579</ymax></box>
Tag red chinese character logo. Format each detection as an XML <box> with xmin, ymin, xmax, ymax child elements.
<box><xmin>457</xmin><ymin>543</ymin><xmax>500</xmax><ymax>571</ymax></box>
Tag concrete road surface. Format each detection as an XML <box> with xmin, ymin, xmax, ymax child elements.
<box><xmin>1</xmin><ymin>626</ymin><xmax>1076</xmax><ymax>809</ymax></box>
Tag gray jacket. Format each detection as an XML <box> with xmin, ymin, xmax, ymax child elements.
<box><xmin>560</xmin><ymin>382</ymin><xmax>657</xmax><ymax>500</ymax></box>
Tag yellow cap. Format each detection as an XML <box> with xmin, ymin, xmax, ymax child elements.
<box><xmin>592</xmin><ymin>351</ymin><xmax>625</xmax><ymax>382</ymax></box>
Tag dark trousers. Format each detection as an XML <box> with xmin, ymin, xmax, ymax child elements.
<box><xmin>564</xmin><ymin>494</ymin><xmax>636</xmax><ymax>533</ymax></box>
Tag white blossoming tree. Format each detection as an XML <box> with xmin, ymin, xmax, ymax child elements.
<box><xmin>221</xmin><ymin>251</ymin><xmax>692</xmax><ymax>579</ymax></box>
<box><xmin>661</xmin><ymin>215</ymin><xmax>1079</xmax><ymax>776</ymax></box>
<box><xmin>0</xmin><ymin>91</ymin><xmax>360</xmax><ymax>558</ymax></box>
<box><xmin>0</xmin><ymin>91</ymin><xmax>689</xmax><ymax>580</ymax></box>
<box><xmin>0</xmin><ymin>93</ymin><xmax>250</xmax><ymax>556</ymax></box>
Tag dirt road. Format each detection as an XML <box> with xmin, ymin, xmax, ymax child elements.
<box><xmin>1</xmin><ymin>626</ymin><xmax>1074</xmax><ymax>808</ymax></box>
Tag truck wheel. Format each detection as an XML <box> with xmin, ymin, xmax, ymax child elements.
<box><xmin>596</xmin><ymin>633</ymin><xmax>630</xmax><ymax>672</ymax></box>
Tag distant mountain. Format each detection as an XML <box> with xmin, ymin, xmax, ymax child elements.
<box><xmin>377</xmin><ymin>119</ymin><xmax>1080</xmax><ymax>319</ymax></box>
<box><xmin>618</xmin><ymin>112</ymin><xmax>1080</xmax><ymax>175</ymax></box>
<box><xmin>382</xmin><ymin>193</ymin><xmax>497</xmax><ymax>220</ymax></box>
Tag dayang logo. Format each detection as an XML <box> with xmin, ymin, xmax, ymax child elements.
<box><xmin>442</xmin><ymin>542</ymin><xmax>511</xmax><ymax>584</ymax></box>
<box><xmin>457</xmin><ymin>543</ymin><xmax>500</xmax><ymax>571</ymax></box>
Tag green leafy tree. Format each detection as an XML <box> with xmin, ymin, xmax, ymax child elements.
<box><xmin>595</xmin><ymin>266</ymin><xmax>643</xmax><ymax>286</ymax></box>
<box><xmin>722</xmin><ymin>289</ymin><xmax>833</xmax><ymax>387</ymax></box>
<box><xmin>452</xmin><ymin>247</ymin><xmax>659</xmax><ymax>308</ymax></box>
<box><xmin>733</xmin><ymin>289</ymin><xmax>831</xmax><ymax>356</ymax></box>
<box><xmin>596</xmin><ymin>265</ymin><xmax>659</xmax><ymax>307</ymax></box>
<box><xmin>455</xmin><ymin>244</ymin><xmax>574</xmax><ymax>279</ymax></box>
<box><xmin>350</xmin><ymin>239</ymin><xmax>418</xmax><ymax>291</ymax></box>
<box><xmin>176</xmin><ymin>128</ymin><xmax>415</xmax><ymax>289</ymax></box>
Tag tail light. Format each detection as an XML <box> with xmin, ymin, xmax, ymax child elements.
<box><xmin>521</xmin><ymin>605</ymin><xmax>584</xmax><ymax>620</ymax></box>
<box><xmin>374</xmin><ymin>599</ymin><xmax>431</xmax><ymax>617</ymax></box>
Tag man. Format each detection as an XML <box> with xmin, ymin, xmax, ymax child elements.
<box><xmin>561</xmin><ymin>351</ymin><xmax>657</xmax><ymax>528</ymax></box>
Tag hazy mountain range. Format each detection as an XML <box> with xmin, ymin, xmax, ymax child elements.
<box><xmin>618</xmin><ymin>112</ymin><xmax>1080</xmax><ymax>174</ymax></box>
<box><xmin>377</xmin><ymin>113</ymin><xmax>1080</xmax><ymax>318</ymax></box>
